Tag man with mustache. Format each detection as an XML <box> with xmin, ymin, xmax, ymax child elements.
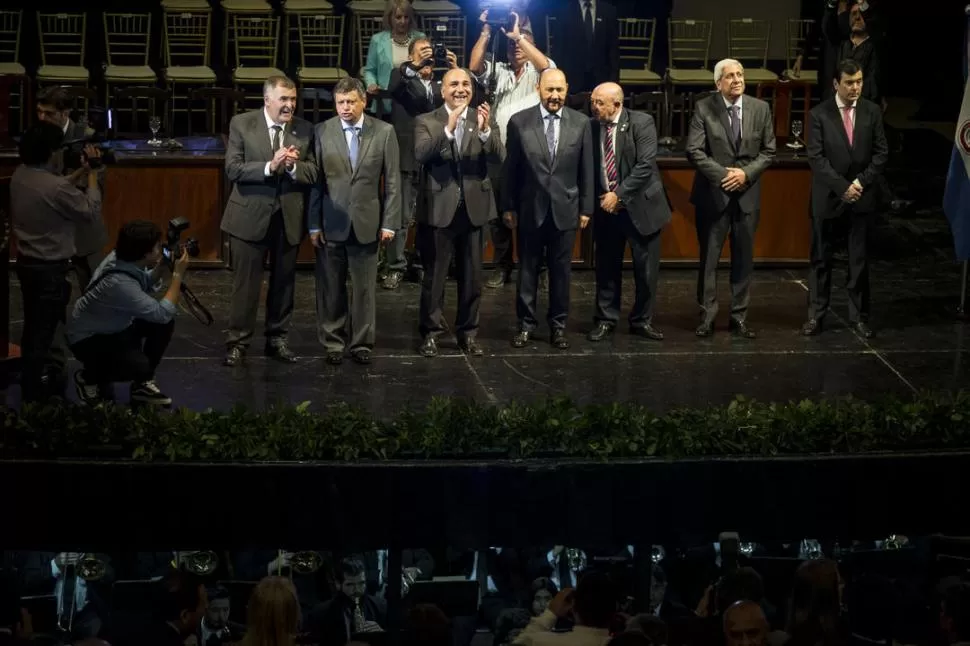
<box><xmin>413</xmin><ymin>68</ymin><xmax>504</xmax><ymax>357</ymax></box>
<box><xmin>686</xmin><ymin>59</ymin><xmax>775</xmax><ymax>339</ymax></box>
<box><xmin>221</xmin><ymin>75</ymin><xmax>317</xmax><ymax>367</ymax></box>
<box><xmin>503</xmin><ymin>68</ymin><xmax>594</xmax><ymax>350</ymax></box>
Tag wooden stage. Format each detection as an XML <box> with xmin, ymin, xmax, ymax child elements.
<box><xmin>0</xmin><ymin>137</ymin><xmax>811</xmax><ymax>267</ymax></box>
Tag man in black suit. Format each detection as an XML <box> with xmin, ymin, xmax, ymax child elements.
<box><xmin>803</xmin><ymin>58</ymin><xmax>887</xmax><ymax>338</ymax></box>
<box><xmin>686</xmin><ymin>59</ymin><xmax>776</xmax><ymax>339</ymax></box>
<box><xmin>133</xmin><ymin>570</ymin><xmax>207</xmax><ymax>646</ymax></box>
<box><xmin>414</xmin><ymin>68</ymin><xmax>504</xmax><ymax>358</ymax></box>
<box><xmin>196</xmin><ymin>585</ymin><xmax>245</xmax><ymax>646</ymax></box>
<box><xmin>306</xmin><ymin>558</ymin><xmax>386</xmax><ymax>646</ymax></box>
<box><xmin>550</xmin><ymin>0</ymin><xmax>620</xmax><ymax>94</ymax></box>
<box><xmin>221</xmin><ymin>75</ymin><xmax>317</xmax><ymax>367</ymax></box>
<box><xmin>587</xmin><ymin>82</ymin><xmax>671</xmax><ymax>343</ymax></box>
<box><xmin>503</xmin><ymin>68</ymin><xmax>594</xmax><ymax>350</ymax></box>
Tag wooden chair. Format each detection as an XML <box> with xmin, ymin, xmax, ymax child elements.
<box><xmin>221</xmin><ymin>0</ymin><xmax>274</xmax><ymax>69</ymax></box>
<box><xmin>103</xmin><ymin>13</ymin><xmax>158</xmax><ymax>107</ymax></box>
<box><xmin>618</xmin><ymin>18</ymin><xmax>662</xmax><ymax>88</ymax></box>
<box><xmin>417</xmin><ymin>13</ymin><xmax>466</xmax><ymax>67</ymax></box>
<box><xmin>189</xmin><ymin>87</ymin><xmax>244</xmax><ymax>136</ymax></box>
<box><xmin>299</xmin><ymin>86</ymin><xmax>334</xmax><ymax>123</ymax></box>
<box><xmin>727</xmin><ymin>18</ymin><xmax>777</xmax><ymax>83</ymax></box>
<box><xmin>281</xmin><ymin>0</ymin><xmax>335</xmax><ymax>70</ymax></box>
<box><xmin>36</xmin><ymin>12</ymin><xmax>89</xmax><ymax>87</ymax></box>
<box><xmin>785</xmin><ymin>19</ymin><xmax>819</xmax><ymax>84</ymax></box>
<box><xmin>296</xmin><ymin>14</ymin><xmax>347</xmax><ymax>88</ymax></box>
<box><xmin>0</xmin><ymin>11</ymin><xmax>26</xmax><ymax>132</ymax></box>
<box><xmin>231</xmin><ymin>15</ymin><xmax>283</xmax><ymax>110</ymax></box>
<box><xmin>163</xmin><ymin>9</ymin><xmax>217</xmax><ymax>135</ymax></box>
<box><xmin>112</xmin><ymin>86</ymin><xmax>171</xmax><ymax>139</ymax></box>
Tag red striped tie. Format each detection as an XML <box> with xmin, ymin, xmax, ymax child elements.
<box><xmin>604</xmin><ymin>123</ymin><xmax>618</xmax><ymax>191</ymax></box>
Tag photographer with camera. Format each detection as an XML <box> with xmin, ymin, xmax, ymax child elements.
<box><xmin>383</xmin><ymin>37</ymin><xmax>457</xmax><ymax>289</ymax></box>
<box><xmin>10</xmin><ymin>122</ymin><xmax>102</xmax><ymax>403</ymax></box>
<box><xmin>66</xmin><ymin>220</ymin><xmax>190</xmax><ymax>406</ymax></box>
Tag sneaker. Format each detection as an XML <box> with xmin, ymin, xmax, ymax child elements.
<box><xmin>130</xmin><ymin>380</ymin><xmax>173</xmax><ymax>406</ymax></box>
<box><xmin>73</xmin><ymin>370</ymin><xmax>102</xmax><ymax>405</ymax></box>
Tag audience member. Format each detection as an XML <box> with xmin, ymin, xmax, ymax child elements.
<box><xmin>136</xmin><ymin>570</ymin><xmax>207</xmax><ymax>646</ymax></box>
<box><xmin>238</xmin><ymin>577</ymin><xmax>299</xmax><ymax>646</ymax></box>
<box><xmin>513</xmin><ymin>572</ymin><xmax>615</xmax><ymax>646</ymax></box>
<box><xmin>626</xmin><ymin>614</ymin><xmax>669</xmax><ymax>645</ymax></box>
<box><xmin>784</xmin><ymin>560</ymin><xmax>845</xmax><ymax>646</ymax></box>
<box><xmin>723</xmin><ymin>601</ymin><xmax>768</xmax><ymax>646</ymax></box>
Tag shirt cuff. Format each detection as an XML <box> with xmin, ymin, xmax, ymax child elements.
<box><xmin>381</xmin><ymin>228</ymin><xmax>395</xmax><ymax>236</ymax></box>
<box><xmin>287</xmin><ymin>163</ymin><xmax>297</xmax><ymax>178</ymax></box>
<box><xmin>309</xmin><ymin>229</ymin><xmax>321</xmax><ymax>234</ymax></box>
<box><xmin>444</xmin><ymin>126</ymin><xmax>456</xmax><ymax>140</ymax></box>
<box><xmin>478</xmin><ymin>129</ymin><xmax>491</xmax><ymax>142</ymax></box>
<box><xmin>264</xmin><ymin>161</ymin><xmax>272</xmax><ymax>177</ymax></box>
<box><xmin>159</xmin><ymin>299</ymin><xmax>178</xmax><ymax>315</ymax></box>
<box><xmin>852</xmin><ymin>178</ymin><xmax>862</xmax><ymax>188</ymax></box>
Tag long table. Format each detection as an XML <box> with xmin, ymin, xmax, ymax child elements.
<box><xmin>1</xmin><ymin>137</ymin><xmax>811</xmax><ymax>267</ymax></box>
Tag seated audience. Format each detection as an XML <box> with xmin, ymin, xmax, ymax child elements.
<box><xmin>723</xmin><ymin>601</ymin><xmax>768</xmax><ymax>646</ymax></box>
<box><xmin>784</xmin><ymin>560</ymin><xmax>845</xmax><ymax>646</ymax></box>
<box><xmin>238</xmin><ymin>577</ymin><xmax>299</xmax><ymax>646</ymax></box>
<box><xmin>513</xmin><ymin>572</ymin><xmax>615</xmax><ymax>646</ymax></box>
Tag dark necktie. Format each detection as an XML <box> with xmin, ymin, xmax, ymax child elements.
<box><xmin>604</xmin><ymin>123</ymin><xmax>618</xmax><ymax>191</ymax></box>
<box><xmin>583</xmin><ymin>0</ymin><xmax>594</xmax><ymax>42</ymax></box>
<box><xmin>271</xmin><ymin>124</ymin><xmax>282</xmax><ymax>152</ymax></box>
<box><xmin>455</xmin><ymin>114</ymin><xmax>465</xmax><ymax>156</ymax></box>
<box><xmin>729</xmin><ymin>105</ymin><xmax>741</xmax><ymax>147</ymax></box>
<box><xmin>557</xmin><ymin>553</ymin><xmax>571</xmax><ymax>589</ymax></box>
<box><xmin>545</xmin><ymin>113</ymin><xmax>558</xmax><ymax>162</ymax></box>
<box><xmin>346</xmin><ymin>126</ymin><xmax>361</xmax><ymax>169</ymax></box>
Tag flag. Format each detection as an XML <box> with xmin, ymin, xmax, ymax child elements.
<box><xmin>943</xmin><ymin>7</ymin><xmax>970</xmax><ymax>260</ymax></box>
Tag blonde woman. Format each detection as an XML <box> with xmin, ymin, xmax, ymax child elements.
<box><xmin>239</xmin><ymin>577</ymin><xmax>301</xmax><ymax>646</ymax></box>
<box><xmin>363</xmin><ymin>0</ymin><xmax>425</xmax><ymax>114</ymax></box>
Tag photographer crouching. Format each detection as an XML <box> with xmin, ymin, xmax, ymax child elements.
<box><xmin>10</xmin><ymin>122</ymin><xmax>102</xmax><ymax>403</ymax></box>
<box><xmin>66</xmin><ymin>221</ymin><xmax>191</xmax><ymax>407</ymax></box>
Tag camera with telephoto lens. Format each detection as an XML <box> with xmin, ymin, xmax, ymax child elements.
<box><xmin>165</xmin><ymin>217</ymin><xmax>200</xmax><ymax>260</ymax></box>
<box><xmin>432</xmin><ymin>42</ymin><xmax>449</xmax><ymax>67</ymax></box>
<box><xmin>62</xmin><ymin>135</ymin><xmax>117</xmax><ymax>170</ymax></box>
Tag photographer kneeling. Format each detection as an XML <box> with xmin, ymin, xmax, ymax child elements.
<box><xmin>67</xmin><ymin>220</ymin><xmax>190</xmax><ymax>406</ymax></box>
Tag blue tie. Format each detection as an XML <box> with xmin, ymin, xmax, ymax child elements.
<box><xmin>346</xmin><ymin>126</ymin><xmax>361</xmax><ymax>169</ymax></box>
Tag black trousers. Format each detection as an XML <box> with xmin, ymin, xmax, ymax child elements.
<box><xmin>315</xmin><ymin>230</ymin><xmax>379</xmax><ymax>353</ymax></box>
<box><xmin>70</xmin><ymin>319</ymin><xmax>175</xmax><ymax>385</ymax></box>
<box><xmin>696</xmin><ymin>203</ymin><xmax>759</xmax><ymax>324</ymax></box>
<box><xmin>807</xmin><ymin>211</ymin><xmax>872</xmax><ymax>323</ymax></box>
<box><xmin>16</xmin><ymin>257</ymin><xmax>72</xmax><ymax>402</ymax></box>
<box><xmin>418</xmin><ymin>204</ymin><xmax>482</xmax><ymax>340</ymax></box>
<box><xmin>516</xmin><ymin>217</ymin><xmax>576</xmax><ymax>331</ymax></box>
<box><xmin>593</xmin><ymin>210</ymin><xmax>662</xmax><ymax>328</ymax></box>
<box><xmin>227</xmin><ymin>211</ymin><xmax>299</xmax><ymax>349</ymax></box>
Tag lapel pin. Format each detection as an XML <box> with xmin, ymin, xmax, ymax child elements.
<box><xmin>620</xmin><ymin>123</ymin><xmax>628</xmax><ymax>133</ymax></box>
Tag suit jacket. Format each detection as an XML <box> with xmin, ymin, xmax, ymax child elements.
<box><xmin>414</xmin><ymin>105</ymin><xmax>505</xmax><ymax>228</ymax></box>
<box><xmin>221</xmin><ymin>110</ymin><xmax>317</xmax><ymax>247</ymax></box>
<box><xmin>502</xmin><ymin>105</ymin><xmax>595</xmax><ymax>231</ymax></box>
<box><xmin>685</xmin><ymin>92</ymin><xmax>776</xmax><ymax>215</ymax></box>
<box><xmin>388</xmin><ymin>66</ymin><xmax>443</xmax><ymax>174</ymax></box>
<box><xmin>306</xmin><ymin>594</ymin><xmax>388</xmax><ymax>646</ymax></box>
<box><xmin>807</xmin><ymin>96</ymin><xmax>887</xmax><ymax>219</ymax></box>
<box><xmin>308</xmin><ymin>115</ymin><xmax>402</xmax><ymax>243</ymax></box>
<box><xmin>62</xmin><ymin>119</ymin><xmax>108</xmax><ymax>256</ymax></box>
<box><xmin>591</xmin><ymin>109</ymin><xmax>671</xmax><ymax>237</ymax></box>
<box><xmin>551</xmin><ymin>0</ymin><xmax>620</xmax><ymax>93</ymax></box>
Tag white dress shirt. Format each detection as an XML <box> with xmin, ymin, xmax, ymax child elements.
<box><xmin>476</xmin><ymin>58</ymin><xmax>558</xmax><ymax>146</ymax></box>
<box><xmin>262</xmin><ymin>108</ymin><xmax>297</xmax><ymax>179</ymax></box>
<box><xmin>443</xmin><ymin>104</ymin><xmax>492</xmax><ymax>143</ymax></box>
<box><xmin>539</xmin><ymin>104</ymin><xmax>562</xmax><ymax>155</ymax></box>
<box><xmin>468</xmin><ymin>548</ymin><xmax>500</xmax><ymax>594</ymax></box>
<box><xmin>599</xmin><ymin>108</ymin><xmax>623</xmax><ymax>188</ymax></box>
<box><xmin>513</xmin><ymin>610</ymin><xmax>611</xmax><ymax>646</ymax></box>
<box><xmin>834</xmin><ymin>93</ymin><xmax>857</xmax><ymax>128</ymax></box>
<box><xmin>723</xmin><ymin>94</ymin><xmax>742</xmax><ymax>129</ymax></box>
<box><xmin>579</xmin><ymin>0</ymin><xmax>596</xmax><ymax>26</ymax></box>
<box><xmin>51</xmin><ymin>558</ymin><xmax>89</xmax><ymax>616</ymax></box>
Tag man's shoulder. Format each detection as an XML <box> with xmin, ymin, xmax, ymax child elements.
<box><xmin>626</xmin><ymin>109</ymin><xmax>654</xmax><ymax>128</ymax></box>
<box><xmin>289</xmin><ymin>115</ymin><xmax>314</xmax><ymax>135</ymax></box>
<box><xmin>743</xmin><ymin>94</ymin><xmax>770</xmax><ymax>112</ymax></box>
<box><xmin>230</xmin><ymin>110</ymin><xmax>259</xmax><ymax>128</ymax></box>
<box><xmin>509</xmin><ymin>106</ymin><xmax>537</xmax><ymax>126</ymax></box>
<box><xmin>809</xmin><ymin>97</ymin><xmax>835</xmax><ymax>118</ymax></box>
<box><xmin>367</xmin><ymin>115</ymin><xmax>394</xmax><ymax>134</ymax></box>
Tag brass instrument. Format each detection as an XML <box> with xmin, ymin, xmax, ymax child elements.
<box><xmin>352</xmin><ymin>596</ymin><xmax>367</xmax><ymax>634</ymax></box>
<box><xmin>57</xmin><ymin>553</ymin><xmax>106</xmax><ymax>633</ymax></box>
<box><xmin>178</xmin><ymin>550</ymin><xmax>219</xmax><ymax>576</ymax></box>
<box><xmin>565</xmin><ymin>548</ymin><xmax>586</xmax><ymax>572</ymax></box>
<box><xmin>650</xmin><ymin>545</ymin><xmax>666</xmax><ymax>564</ymax></box>
<box><xmin>276</xmin><ymin>550</ymin><xmax>323</xmax><ymax>576</ymax></box>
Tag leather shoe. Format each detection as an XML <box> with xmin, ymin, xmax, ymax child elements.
<box><xmin>853</xmin><ymin>321</ymin><xmax>875</xmax><ymax>338</ymax></box>
<box><xmin>730</xmin><ymin>320</ymin><xmax>757</xmax><ymax>339</ymax></box>
<box><xmin>630</xmin><ymin>324</ymin><xmax>664</xmax><ymax>340</ymax></box>
<box><xmin>587</xmin><ymin>322</ymin><xmax>615</xmax><ymax>342</ymax></box>
<box><xmin>459</xmin><ymin>337</ymin><xmax>484</xmax><ymax>357</ymax></box>
<box><xmin>695</xmin><ymin>321</ymin><xmax>714</xmax><ymax>337</ymax></box>
<box><xmin>801</xmin><ymin>319</ymin><xmax>823</xmax><ymax>336</ymax></box>
<box><xmin>325</xmin><ymin>352</ymin><xmax>343</xmax><ymax>366</ymax></box>
<box><xmin>224</xmin><ymin>345</ymin><xmax>245</xmax><ymax>367</ymax></box>
<box><xmin>551</xmin><ymin>328</ymin><xmax>570</xmax><ymax>350</ymax></box>
<box><xmin>419</xmin><ymin>336</ymin><xmax>439</xmax><ymax>358</ymax></box>
<box><xmin>511</xmin><ymin>328</ymin><xmax>531</xmax><ymax>348</ymax></box>
<box><xmin>351</xmin><ymin>349</ymin><xmax>372</xmax><ymax>365</ymax></box>
<box><xmin>265</xmin><ymin>339</ymin><xmax>298</xmax><ymax>362</ymax></box>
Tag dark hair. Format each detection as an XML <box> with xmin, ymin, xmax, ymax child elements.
<box><xmin>115</xmin><ymin>220</ymin><xmax>162</xmax><ymax>262</ymax></box>
<box><xmin>333</xmin><ymin>76</ymin><xmax>366</xmax><ymax>101</ymax></box>
<box><xmin>786</xmin><ymin>560</ymin><xmax>842</xmax><ymax>646</ymax></box>
<box><xmin>531</xmin><ymin>576</ymin><xmax>558</xmax><ymax>597</ymax></box>
<box><xmin>207</xmin><ymin>584</ymin><xmax>230</xmax><ymax>603</ymax></box>
<box><xmin>942</xmin><ymin>582</ymin><xmax>970</xmax><ymax>641</ymax></box>
<box><xmin>37</xmin><ymin>86</ymin><xmax>72</xmax><ymax>112</ymax></box>
<box><xmin>335</xmin><ymin>557</ymin><xmax>366</xmax><ymax>583</ymax></box>
<box><xmin>154</xmin><ymin>570</ymin><xmax>204</xmax><ymax>623</ymax></box>
<box><xmin>835</xmin><ymin>59</ymin><xmax>863</xmax><ymax>82</ymax></box>
<box><xmin>409</xmin><ymin>37</ymin><xmax>430</xmax><ymax>55</ymax></box>
<box><xmin>574</xmin><ymin>571</ymin><xmax>616</xmax><ymax>629</ymax></box>
<box><xmin>18</xmin><ymin>122</ymin><xmax>64</xmax><ymax>165</ymax></box>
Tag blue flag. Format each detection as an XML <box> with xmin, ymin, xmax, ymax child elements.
<box><xmin>943</xmin><ymin>7</ymin><xmax>970</xmax><ymax>260</ymax></box>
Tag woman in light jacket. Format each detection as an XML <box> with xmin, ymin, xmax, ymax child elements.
<box><xmin>363</xmin><ymin>0</ymin><xmax>425</xmax><ymax>115</ymax></box>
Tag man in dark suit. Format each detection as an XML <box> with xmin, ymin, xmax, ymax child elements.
<box><xmin>587</xmin><ymin>82</ymin><xmax>672</xmax><ymax>343</ymax></box>
<box><xmin>803</xmin><ymin>58</ymin><xmax>887</xmax><ymax>338</ymax></box>
<box><xmin>221</xmin><ymin>75</ymin><xmax>317</xmax><ymax>367</ymax></box>
<box><xmin>550</xmin><ymin>0</ymin><xmax>620</xmax><ymax>94</ymax></box>
<box><xmin>196</xmin><ymin>585</ymin><xmax>245</xmax><ymax>646</ymax></box>
<box><xmin>131</xmin><ymin>570</ymin><xmax>207</xmax><ymax>646</ymax></box>
<box><xmin>414</xmin><ymin>68</ymin><xmax>504</xmax><ymax>358</ymax></box>
<box><xmin>383</xmin><ymin>37</ymin><xmax>449</xmax><ymax>290</ymax></box>
<box><xmin>306</xmin><ymin>558</ymin><xmax>386</xmax><ymax>646</ymax></box>
<box><xmin>503</xmin><ymin>68</ymin><xmax>594</xmax><ymax>350</ymax></box>
<box><xmin>309</xmin><ymin>77</ymin><xmax>401</xmax><ymax>366</ymax></box>
<box><xmin>686</xmin><ymin>59</ymin><xmax>776</xmax><ymax>339</ymax></box>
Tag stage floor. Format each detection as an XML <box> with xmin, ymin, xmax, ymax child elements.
<box><xmin>5</xmin><ymin>240</ymin><xmax>969</xmax><ymax>414</ymax></box>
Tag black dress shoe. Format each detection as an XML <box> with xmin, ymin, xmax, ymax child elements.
<box><xmin>265</xmin><ymin>339</ymin><xmax>298</xmax><ymax>362</ymax></box>
<box><xmin>486</xmin><ymin>268</ymin><xmax>512</xmax><ymax>289</ymax></box>
<box><xmin>630</xmin><ymin>324</ymin><xmax>664</xmax><ymax>340</ymax></box>
<box><xmin>801</xmin><ymin>319</ymin><xmax>823</xmax><ymax>336</ymax></box>
<box><xmin>224</xmin><ymin>345</ymin><xmax>245</xmax><ymax>367</ymax></box>
<box><xmin>351</xmin><ymin>349</ymin><xmax>372</xmax><ymax>365</ymax></box>
<box><xmin>853</xmin><ymin>321</ymin><xmax>875</xmax><ymax>338</ymax></box>
<box><xmin>551</xmin><ymin>328</ymin><xmax>570</xmax><ymax>350</ymax></box>
<box><xmin>326</xmin><ymin>352</ymin><xmax>343</xmax><ymax>365</ymax></box>
<box><xmin>587</xmin><ymin>322</ymin><xmax>615</xmax><ymax>342</ymax></box>
<box><xmin>419</xmin><ymin>336</ymin><xmax>439</xmax><ymax>358</ymax></box>
<box><xmin>458</xmin><ymin>337</ymin><xmax>484</xmax><ymax>357</ymax></box>
<box><xmin>695</xmin><ymin>321</ymin><xmax>714</xmax><ymax>337</ymax></box>
<box><xmin>511</xmin><ymin>329</ymin><xmax>531</xmax><ymax>348</ymax></box>
<box><xmin>730</xmin><ymin>320</ymin><xmax>757</xmax><ymax>339</ymax></box>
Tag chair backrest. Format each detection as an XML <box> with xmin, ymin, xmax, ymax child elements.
<box><xmin>164</xmin><ymin>11</ymin><xmax>211</xmax><ymax>68</ymax></box>
<box><xmin>545</xmin><ymin>15</ymin><xmax>555</xmax><ymax>54</ymax></box>
<box><xmin>354</xmin><ymin>12</ymin><xmax>384</xmax><ymax>73</ymax></box>
<box><xmin>727</xmin><ymin>18</ymin><xmax>771</xmax><ymax>69</ymax></box>
<box><xmin>298</xmin><ymin>14</ymin><xmax>344</xmax><ymax>70</ymax></box>
<box><xmin>57</xmin><ymin>84</ymin><xmax>98</xmax><ymax>119</ymax></box>
<box><xmin>37</xmin><ymin>12</ymin><xmax>87</xmax><ymax>68</ymax></box>
<box><xmin>668</xmin><ymin>18</ymin><xmax>712</xmax><ymax>70</ymax></box>
<box><xmin>112</xmin><ymin>86</ymin><xmax>171</xmax><ymax>138</ymax></box>
<box><xmin>786</xmin><ymin>18</ymin><xmax>817</xmax><ymax>70</ymax></box>
<box><xmin>104</xmin><ymin>13</ymin><xmax>152</xmax><ymax>67</ymax></box>
<box><xmin>417</xmin><ymin>15</ymin><xmax>466</xmax><ymax>67</ymax></box>
<box><xmin>189</xmin><ymin>87</ymin><xmax>244</xmax><ymax>135</ymax></box>
<box><xmin>0</xmin><ymin>11</ymin><xmax>22</xmax><ymax>64</ymax></box>
<box><xmin>299</xmin><ymin>86</ymin><xmax>333</xmax><ymax>123</ymax></box>
<box><xmin>618</xmin><ymin>17</ymin><xmax>656</xmax><ymax>72</ymax></box>
<box><xmin>630</xmin><ymin>90</ymin><xmax>665</xmax><ymax>127</ymax></box>
<box><xmin>233</xmin><ymin>15</ymin><xmax>280</xmax><ymax>69</ymax></box>
<box><xmin>566</xmin><ymin>92</ymin><xmax>591</xmax><ymax>116</ymax></box>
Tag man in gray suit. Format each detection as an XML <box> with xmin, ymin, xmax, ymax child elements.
<box><xmin>413</xmin><ymin>68</ymin><xmax>504</xmax><ymax>358</ymax></box>
<box><xmin>502</xmin><ymin>68</ymin><xmax>594</xmax><ymax>350</ymax></box>
<box><xmin>221</xmin><ymin>75</ymin><xmax>317</xmax><ymax>367</ymax></box>
<box><xmin>308</xmin><ymin>77</ymin><xmax>401</xmax><ymax>366</ymax></box>
<box><xmin>686</xmin><ymin>58</ymin><xmax>775</xmax><ymax>339</ymax></box>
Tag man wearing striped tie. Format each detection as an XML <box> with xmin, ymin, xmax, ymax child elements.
<box><xmin>587</xmin><ymin>82</ymin><xmax>672</xmax><ymax>342</ymax></box>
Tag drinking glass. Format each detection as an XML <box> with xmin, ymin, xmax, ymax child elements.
<box><xmin>148</xmin><ymin>116</ymin><xmax>161</xmax><ymax>145</ymax></box>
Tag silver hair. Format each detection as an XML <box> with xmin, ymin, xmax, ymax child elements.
<box><xmin>713</xmin><ymin>58</ymin><xmax>744</xmax><ymax>83</ymax></box>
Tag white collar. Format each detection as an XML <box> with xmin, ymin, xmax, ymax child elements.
<box><xmin>608</xmin><ymin>108</ymin><xmax>622</xmax><ymax>125</ymax></box>
<box><xmin>444</xmin><ymin>103</ymin><xmax>468</xmax><ymax>120</ymax></box>
<box><xmin>62</xmin><ymin>119</ymin><xmax>71</xmax><ymax>135</ymax></box>
<box><xmin>263</xmin><ymin>108</ymin><xmax>287</xmax><ymax>131</ymax></box>
<box><xmin>722</xmin><ymin>94</ymin><xmax>743</xmax><ymax>110</ymax></box>
<box><xmin>580</xmin><ymin>0</ymin><xmax>595</xmax><ymax>8</ymax></box>
<box><xmin>539</xmin><ymin>105</ymin><xmax>561</xmax><ymax>120</ymax></box>
<box><xmin>835</xmin><ymin>94</ymin><xmax>856</xmax><ymax>110</ymax></box>
<box><xmin>341</xmin><ymin>114</ymin><xmax>365</xmax><ymax>130</ymax></box>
